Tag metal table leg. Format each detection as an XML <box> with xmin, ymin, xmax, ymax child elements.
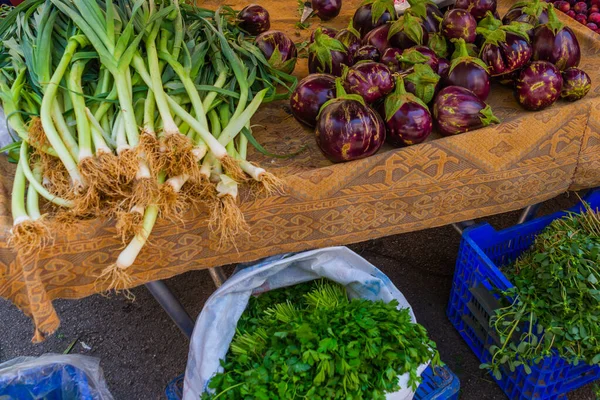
<box><xmin>452</xmin><ymin>220</ymin><xmax>475</xmax><ymax>235</ymax></box>
<box><xmin>208</xmin><ymin>266</ymin><xmax>227</xmax><ymax>288</ymax></box>
<box><xmin>518</xmin><ymin>204</ymin><xmax>541</xmax><ymax>224</ymax></box>
<box><xmin>145</xmin><ymin>280</ymin><xmax>195</xmax><ymax>339</ymax></box>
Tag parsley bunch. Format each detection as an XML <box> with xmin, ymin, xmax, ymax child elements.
<box><xmin>203</xmin><ymin>279</ymin><xmax>440</xmax><ymax>399</ymax></box>
<box><xmin>484</xmin><ymin>203</ymin><xmax>600</xmax><ymax>379</ymax></box>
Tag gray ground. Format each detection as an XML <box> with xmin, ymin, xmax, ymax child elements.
<box><xmin>1</xmin><ymin>192</ymin><xmax>597</xmax><ymax>400</ymax></box>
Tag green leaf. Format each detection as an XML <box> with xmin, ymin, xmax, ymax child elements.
<box><xmin>367</xmin><ymin>0</ymin><xmax>396</xmax><ymax>24</ymax></box>
<box><xmin>241</xmin><ymin>127</ymin><xmax>306</xmax><ymax>159</ymax></box>
<box><xmin>479</xmin><ymin>104</ymin><xmax>500</xmax><ymax>126</ymax></box>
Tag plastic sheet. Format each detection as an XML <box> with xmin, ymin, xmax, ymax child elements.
<box><xmin>0</xmin><ymin>353</ymin><xmax>114</xmax><ymax>400</ymax></box>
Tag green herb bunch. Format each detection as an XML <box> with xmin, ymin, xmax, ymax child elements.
<box><xmin>484</xmin><ymin>203</ymin><xmax>600</xmax><ymax>379</ymax></box>
<box><xmin>203</xmin><ymin>279</ymin><xmax>440</xmax><ymax>400</ymax></box>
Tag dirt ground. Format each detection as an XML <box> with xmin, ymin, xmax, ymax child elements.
<box><xmin>1</xmin><ymin>192</ymin><xmax>597</xmax><ymax>399</ymax></box>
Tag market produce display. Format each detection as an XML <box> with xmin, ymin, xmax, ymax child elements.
<box><xmin>291</xmin><ymin>0</ymin><xmax>593</xmax><ymax>162</ymax></box>
<box><xmin>484</xmin><ymin>203</ymin><xmax>600</xmax><ymax>378</ymax></box>
<box><xmin>1</xmin><ymin>0</ymin><xmax>599</xmax><ymax>342</ymax></box>
<box><xmin>0</xmin><ymin>0</ymin><xmax>297</xmax><ymax>292</ymax></box>
<box><xmin>203</xmin><ymin>279</ymin><xmax>440</xmax><ymax>399</ymax></box>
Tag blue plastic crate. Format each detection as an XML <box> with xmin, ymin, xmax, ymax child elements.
<box><xmin>447</xmin><ymin>189</ymin><xmax>600</xmax><ymax>400</ymax></box>
<box><xmin>166</xmin><ymin>364</ymin><xmax>460</xmax><ymax>399</ymax></box>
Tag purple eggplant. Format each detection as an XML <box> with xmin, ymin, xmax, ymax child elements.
<box><xmin>428</xmin><ymin>32</ymin><xmax>449</xmax><ymax>58</ymax></box>
<box><xmin>388</xmin><ymin>13</ymin><xmax>430</xmax><ymax>49</ymax></box>
<box><xmin>354</xmin><ymin>45</ymin><xmax>381</xmax><ymax>62</ymax></box>
<box><xmin>478</xmin><ymin>21</ymin><xmax>533</xmax><ymax>76</ymax></box>
<box><xmin>531</xmin><ymin>5</ymin><xmax>581</xmax><ymax>71</ymax></box>
<box><xmin>255</xmin><ymin>31</ymin><xmax>298</xmax><ymax>74</ymax></box>
<box><xmin>455</xmin><ymin>0</ymin><xmax>497</xmax><ymax>20</ymax></box>
<box><xmin>380</xmin><ymin>47</ymin><xmax>403</xmax><ymax>72</ymax></box>
<box><xmin>238</xmin><ymin>4</ymin><xmax>271</xmax><ymax>35</ymax></box>
<box><xmin>405</xmin><ymin>0</ymin><xmax>444</xmax><ymax>33</ymax></box>
<box><xmin>353</xmin><ymin>0</ymin><xmax>397</xmax><ymax>37</ymax></box>
<box><xmin>290</xmin><ymin>74</ymin><xmax>337</xmax><ymax>127</ymax></box>
<box><xmin>312</xmin><ymin>0</ymin><xmax>342</xmax><ymax>21</ymax></box>
<box><xmin>308</xmin><ymin>28</ymin><xmax>352</xmax><ymax>76</ymax></box>
<box><xmin>503</xmin><ymin>0</ymin><xmax>549</xmax><ymax>27</ymax></box>
<box><xmin>445</xmin><ymin>38</ymin><xmax>491</xmax><ymax>100</ymax></box>
<box><xmin>383</xmin><ymin>76</ymin><xmax>433</xmax><ymax>147</ymax></box>
<box><xmin>437</xmin><ymin>57</ymin><xmax>450</xmax><ymax>78</ymax></box>
<box><xmin>363</xmin><ymin>23</ymin><xmax>391</xmax><ymax>53</ymax></box>
<box><xmin>344</xmin><ymin>62</ymin><xmax>394</xmax><ymax>103</ymax></box>
<box><xmin>433</xmin><ymin>86</ymin><xmax>500</xmax><ymax>136</ymax></box>
<box><xmin>316</xmin><ymin>79</ymin><xmax>385</xmax><ymax>162</ymax></box>
<box><xmin>310</xmin><ymin>27</ymin><xmax>338</xmax><ymax>42</ymax></box>
<box><xmin>560</xmin><ymin>67</ymin><xmax>591</xmax><ymax>101</ymax></box>
<box><xmin>442</xmin><ymin>9</ymin><xmax>478</xmax><ymax>43</ymax></box>
<box><xmin>404</xmin><ymin>63</ymin><xmax>441</xmax><ymax>104</ymax></box>
<box><xmin>516</xmin><ymin>61</ymin><xmax>563</xmax><ymax>110</ymax></box>
<box><xmin>335</xmin><ymin>25</ymin><xmax>362</xmax><ymax>58</ymax></box>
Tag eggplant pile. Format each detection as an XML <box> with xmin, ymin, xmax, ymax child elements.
<box><xmin>288</xmin><ymin>0</ymin><xmax>592</xmax><ymax>163</ymax></box>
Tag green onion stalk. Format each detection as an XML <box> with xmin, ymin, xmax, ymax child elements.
<box><xmin>9</xmin><ymin>151</ymin><xmax>51</xmax><ymax>254</ymax></box>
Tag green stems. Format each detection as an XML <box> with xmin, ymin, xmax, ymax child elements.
<box><xmin>69</xmin><ymin>60</ymin><xmax>93</xmax><ymax>160</ymax></box>
<box><xmin>218</xmin><ymin>89</ymin><xmax>268</xmax><ymax>146</ymax></box>
<box><xmin>27</xmin><ymin>162</ymin><xmax>43</xmax><ymax>220</ymax></box>
<box><xmin>158</xmin><ymin>50</ymin><xmax>208</xmax><ymax>131</ymax></box>
<box><xmin>146</xmin><ymin>24</ymin><xmax>178</xmax><ymax>136</ymax></box>
<box><xmin>40</xmin><ymin>36</ymin><xmax>85</xmax><ymax>189</ymax></box>
<box><xmin>11</xmin><ymin>159</ymin><xmax>29</xmax><ymax>225</ymax></box>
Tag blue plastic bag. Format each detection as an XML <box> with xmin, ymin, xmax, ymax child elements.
<box><xmin>0</xmin><ymin>354</ymin><xmax>113</xmax><ymax>400</ymax></box>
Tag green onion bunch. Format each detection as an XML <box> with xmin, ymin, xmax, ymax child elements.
<box><xmin>0</xmin><ymin>0</ymin><xmax>297</xmax><ymax>293</ymax></box>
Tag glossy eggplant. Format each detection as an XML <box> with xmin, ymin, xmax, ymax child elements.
<box><xmin>437</xmin><ymin>57</ymin><xmax>450</xmax><ymax>78</ymax></box>
<box><xmin>362</xmin><ymin>23</ymin><xmax>391</xmax><ymax>53</ymax></box>
<box><xmin>255</xmin><ymin>30</ymin><xmax>298</xmax><ymax>73</ymax></box>
<box><xmin>312</xmin><ymin>0</ymin><xmax>342</xmax><ymax>21</ymax></box>
<box><xmin>405</xmin><ymin>0</ymin><xmax>445</xmax><ymax>32</ymax></box>
<box><xmin>383</xmin><ymin>77</ymin><xmax>433</xmax><ymax>147</ymax></box>
<box><xmin>516</xmin><ymin>61</ymin><xmax>563</xmax><ymax>110</ymax></box>
<box><xmin>388</xmin><ymin>13</ymin><xmax>430</xmax><ymax>49</ymax></box>
<box><xmin>380</xmin><ymin>47</ymin><xmax>404</xmax><ymax>72</ymax></box>
<box><xmin>290</xmin><ymin>74</ymin><xmax>337</xmax><ymax>127</ymax></box>
<box><xmin>308</xmin><ymin>28</ymin><xmax>352</xmax><ymax>76</ymax></box>
<box><xmin>442</xmin><ymin>9</ymin><xmax>478</xmax><ymax>43</ymax></box>
<box><xmin>503</xmin><ymin>0</ymin><xmax>549</xmax><ymax>27</ymax></box>
<box><xmin>344</xmin><ymin>62</ymin><xmax>394</xmax><ymax>103</ymax></box>
<box><xmin>478</xmin><ymin>21</ymin><xmax>533</xmax><ymax>76</ymax></box>
<box><xmin>238</xmin><ymin>4</ymin><xmax>271</xmax><ymax>35</ymax></box>
<box><xmin>316</xmin><ymin>79</ymin><xmax>386</xmax><ymax>162</ymax></box>
<box><xmin>445</xmin><ymin>38</ymin><xmax>491</xmax><ymax>100</ymax></box>
<box><xmin>560</xmin><ymin>67</ymin><xmax>591</xmax><ymax>101</ymax></box>
<box><xmin>433</xmin><ymin>86</ymin><xmax>500</xmax><ymax>136</ymax></box>
<box><xmin>531</xmin><ymin>5</ymin><xmax>581</xmax><ymax>71</ymax></box>
<box><xmin>353</xmin><ymin>0</ymin><xmax>397</xmax><ymax>37</ymax></box>
<box><xmin>335</xmin><ymin>25</ymin><xmax>362</xmax><ymax>58</ymax></box>
<box><xmin>455</xmin><ymin>0</ymin><xmax>497</xmax><ymax>20</ymax></box>
<box><xmin>354</xmin><ymin>45</ymin><xmax>381</xmax><ymax>62</ymax></box>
